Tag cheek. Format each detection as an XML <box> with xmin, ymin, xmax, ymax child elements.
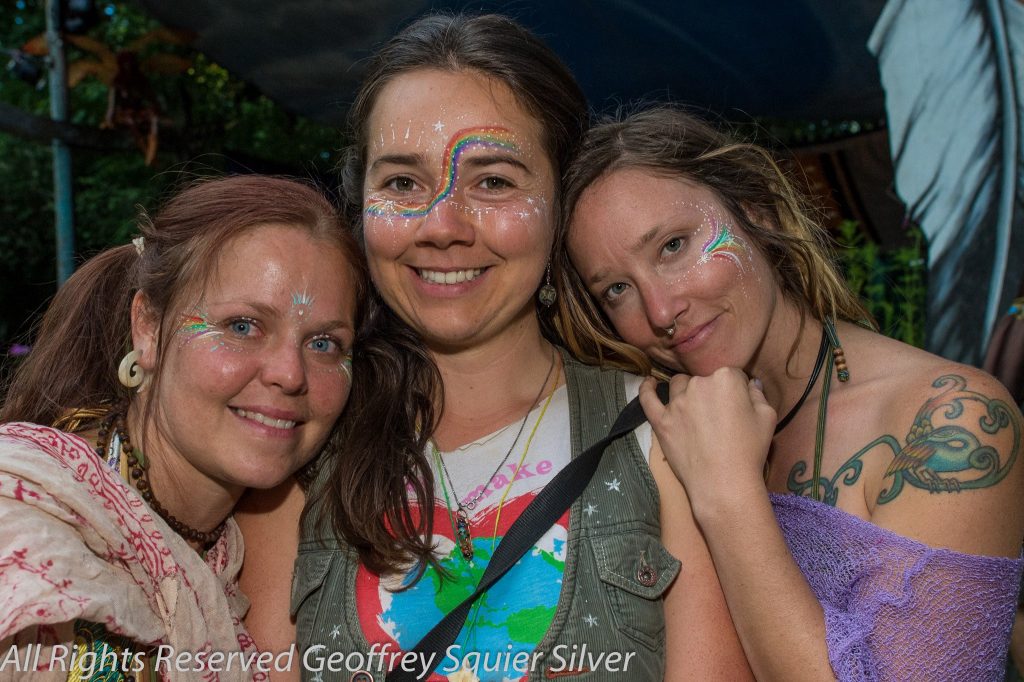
<box><xmin>363</xmin><ymin>213</ymin><xmax>411</xmax><ymax>260</ymax></box>
<box><xmin>306</xmin><ymin>370</ymin><xmax>352</xmax><ymax>422</ymax></box>
<box><xmin>165</xmin><ymin>341</ymin><xmax>257</xmax><ymax>397</ymax></box>
<box><xmin>486</xmin><ymin>200</ymin><xmax>553</xmax><ymax>254</ymax></box>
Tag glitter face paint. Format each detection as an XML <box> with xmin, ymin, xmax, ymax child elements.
<box><xmin>291</xmin><ymin>290</ymin><xmax>315</xmax><ymax>318</ymax></box>
<box><xmin>365</xmin><ymin>126</ymin><xmax>519</xmax><ymax>219</ymax></box>
<box><xmin>177</xmin><ymin>310</ymin><xmax>231</xmax><ymax>352</ymax></box>
<box><xmin>698</xmin><ymin>213</ymin><xmax>747</xmax><ymax>269</ymax></box>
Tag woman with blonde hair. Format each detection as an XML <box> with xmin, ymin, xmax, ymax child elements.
<box><xmin>556</xmin><ymin>106</ymin><xmax>1024</xmax><ymax>681</ymax></box>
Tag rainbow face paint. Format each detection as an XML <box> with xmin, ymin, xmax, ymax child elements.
<box><xmin>365</xmin><ymin>126</ymin><xmax>519</xmax><ymax>219</ymax></box>
<box><xmin>177</xmin><ymin>310</ymin><xmax>225</xmax><ymax>350</ymax></box>
<box><xmin>698</xmin><ymin>215</ymin><xmax>746</xmax><ymax>269</ymax></box>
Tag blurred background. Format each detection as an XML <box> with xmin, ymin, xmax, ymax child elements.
<box><xmin>2</xmin><ymin>0</ymin><xmax>1022</xmax><ymax>387</ymax></box>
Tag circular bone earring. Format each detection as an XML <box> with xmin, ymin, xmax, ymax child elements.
<box><xmin>118</xmin><ymin>349</ymin><xmax>146</xmax><ymax>389</ymax></box>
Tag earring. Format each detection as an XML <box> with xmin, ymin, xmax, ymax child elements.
<box><xmin>538</xmin><ymin>263</ymin><xmax>556</xmax><ymax>307</ymax></box>
<box><xmin>118</xmin><ymin>349</ymin><xmax>146</xmax><ymax>389</ymax></box>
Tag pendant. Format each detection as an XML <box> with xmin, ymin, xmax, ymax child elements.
<box><xmin>454</xmin><ymin>508</ymin><xmax>474</xmax><ymax>561</ymax></box>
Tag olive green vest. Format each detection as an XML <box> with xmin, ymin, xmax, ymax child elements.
<box><xmin>292</xmin><ymin>354</ymin><xmax>680</xmax><ymax>680</ymax></box>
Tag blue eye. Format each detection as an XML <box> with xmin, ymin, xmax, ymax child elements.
<box><xmin>308</xmin><ymin>337</ymin><xmax>339</xmax><ymax>354</ymax></box>
<box><xmin>605</xmin><ymin>283</ymin><xmax>629</xmax><ymax>301</ymax></box>
<box><xmin>663</xmin><ymin>237</ymin><xmax>683</xmax><ymax>255</ymax></box>
<box><xmin>229</xmin><ymin>319</ymin><xmax>254</xmax><ymax>336</ymax></box>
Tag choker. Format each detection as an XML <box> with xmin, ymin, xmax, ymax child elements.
<box><xmin>773</xmin><ymin>319</ymin><xmax>849</xmax><ymax>435</ymax></box>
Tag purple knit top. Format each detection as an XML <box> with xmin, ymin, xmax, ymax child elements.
<box><xmin>771</xmin><ymin>493</ymin><xmax>1023</xmax><ymax>681</ymax></box>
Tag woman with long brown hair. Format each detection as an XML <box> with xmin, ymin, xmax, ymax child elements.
<box><xmin>240</xmin><ymin>13</ymin><xmax>752</xmax><ymax>682</ymax></box>
<box><xmin>0</xmin><ymin>175</ymin><xmax>366</xmax><ymax>680</ymax></box>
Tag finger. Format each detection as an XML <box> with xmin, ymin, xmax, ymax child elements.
<box><xmin>748</xmin><ymin>376</ymin><xmax>766</xmax><ymax>401</ymax></box>
<box><xmin>639</xmin><ymin>377</ymin><xmax>667</xmax><ymax>420</ymax></box>
<box><xmin>668</xmin><ymin>372</ymin><xmax>691</xmax><ymax>397</ymax></box>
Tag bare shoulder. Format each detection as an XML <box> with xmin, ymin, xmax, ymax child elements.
<box><xmin>847</xmin><ymin>332</ymin><xmax>1024</xmax><ymax>556</ymax></box>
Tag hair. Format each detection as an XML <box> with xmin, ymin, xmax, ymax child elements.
<box><xmin>317</xmin><ymin>11</ymin><xmax>589</xmax><ymax>576</ymax></box>
<box><xmin>1</xmin><ymin>175</ymin><xmax>367</xmax><ymax>437</ymax></box>
<box><xmin>552</xmin><ymin>106</ymin><xmax>873</xmax><ymax>376</ymax></box>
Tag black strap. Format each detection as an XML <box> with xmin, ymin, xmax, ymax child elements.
<box><xmin>386</xmin><ymin>382</ymin><xmax>669</xmax><ymax>681</ymax></box>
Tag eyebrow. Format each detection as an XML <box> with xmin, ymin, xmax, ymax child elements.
<box><xmin>460</xmin><ymin>154</ymin><xmax>532</xmax><ymax>175</ymax></box>
<box><xmin>367</xmin><ymin>152</ymin><xmax>428</xmax><ymax>172</ymax></box>
<box><xmin>585</xmin><ymin>224</ymin><xmax>663</xmax><ymax>286</ymax></box>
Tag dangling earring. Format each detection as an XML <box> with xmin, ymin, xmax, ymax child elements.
<box><xmin>538</xmin><ymin>263</ymin><xmax>556</xmax><ymax>307</ymax></box>
<box><xmin>118</xmin><ymin>349</ymin><xmax>146</xmax><ymax>389</ymax></box>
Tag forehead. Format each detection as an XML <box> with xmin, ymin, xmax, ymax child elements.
<box><xmin>574</xmin><ymin>168</ymin><xmax>724</xmax><ymax>233</ymax></box>
<box><xmin>192</xmin><ymin>224</ymin><xmax>350</xmax><ymax>301</ymax></box>
<box><xmin>365</xmin><ymin>68</ymin><xmax>546</xmax><ymax>155</ymax></box>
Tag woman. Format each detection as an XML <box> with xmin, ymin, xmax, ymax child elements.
<box><xmin>0</xmin><ymin>175</ymin><xmax>365</xmax><ymax>681</ymax></box>
<box><xmin>556</xmin><ymin>107</ymin><xmax>1024</xmax><ymax>681</ymax></box>
<box><xmin>240</xmin><ymin>13</ymin><xmax>751</xmax><ymax>682</ymax></box>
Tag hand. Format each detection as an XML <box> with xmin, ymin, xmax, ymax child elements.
<box><xmin>639</xmin><ymin>367</ymin><xmax>777</xmax><ymax>513</ymax></box>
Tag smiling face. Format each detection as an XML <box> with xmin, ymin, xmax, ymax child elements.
<box><xmin>361</xmin><ymin>68</ymin><xmax>556</xmax><ymax>352</ymax></box>
<box><xmin>135</xmin><ymin>224</ymin><xmax>357</xmax><ymax>495</ymax></box>
<box><xmin>568</xmin><ymin>167</ymin><xmax>781</xmax><ymax>375</ymax></box>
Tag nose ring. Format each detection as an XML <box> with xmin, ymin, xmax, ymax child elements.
<box><xmin>665</xmin><ymin>322</ymin><xmax>676</xmax><ymax>337</ymax></box>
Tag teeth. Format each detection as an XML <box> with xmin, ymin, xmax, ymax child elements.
<box><xmin>234</xmin><ymin>409</ymin><xmax>296</xmax><ymax>430</ymax></box>
<box><xmin>418</xmin><ymin>268</ymin><xmax>484</xmax><ymax>285</ymax></box>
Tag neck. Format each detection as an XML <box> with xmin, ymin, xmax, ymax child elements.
<box><xmin>126</xmin><ymin>403</ymin><xmax>238</xmax><ymax>547</ymax></box>
<box><xmin>430</xmin><ymin>316</ymin><xmax>559</xmax><ymax>449</ymax></box>
<box><xmin>747</xmin><ymin>300</ymin><xmax>827</xmax><ymax>423</ymax></box>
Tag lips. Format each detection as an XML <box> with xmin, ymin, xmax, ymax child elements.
<box><xmin>416</xmin><ymin>267</ymin><xmax>486</xmax><ymax>285</ymax></box>
<box><xmin>670</xmin><ymin>315</ymin><xmax>719</xmax><ymax>353</ymax></box>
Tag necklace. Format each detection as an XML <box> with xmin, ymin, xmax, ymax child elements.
<box><xmin>96</xmin><ymin>408</ymin><xmax>227</xmax><ymax>550</ymax></box>
<box><xmin>434</xmin><ymin>348</ymin><xmax>558</xmax><ymax>560</ymax></box>
<box><xmin>773</xmin><ymin>327</ymin><xmax>828</xmax><ymax>434</ymax></box>
<box><xmin>773</xmin><ymin>319</ymin><xmax>849</xmax><ymax>434</ymax></box>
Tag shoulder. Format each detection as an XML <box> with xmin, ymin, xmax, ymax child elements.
<box><xmin>848</xmin><ymin>337</ymin><xmax>1024</xmax><ymax>556</ymax></box>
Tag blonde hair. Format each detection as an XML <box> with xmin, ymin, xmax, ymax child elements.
<box><xmin>551</xmin><ymin>106</ymin><xmax>872</xmax><ymax>376</ymax></box>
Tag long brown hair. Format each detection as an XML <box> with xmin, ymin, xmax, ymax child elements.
<box><xmin>552</xmin><ymin>106</ymin><xmax>872</xmax><ymax>376</ymax></box>
<box><xmin>316</xmin><ymin>11</ymin><xmax>589</xmax><ymax>576</ymax></box>
<box><xmin>1</xmin><ymin>175</ymin><xmax>366</xmax><ymax>436</ymax></box>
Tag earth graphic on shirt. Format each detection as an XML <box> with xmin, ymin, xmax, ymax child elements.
<box><xmin>359</xmin><ymin>496</ymin><xmax>569</xmax><ymax>681</ymax></box>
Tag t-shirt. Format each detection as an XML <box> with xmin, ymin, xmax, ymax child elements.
<box><xmin>355</xmin><ymin>377</ymin><xmax>650</xmax><ymax>681</ymax></box>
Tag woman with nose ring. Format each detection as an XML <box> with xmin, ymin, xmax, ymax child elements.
<box><xmin>239</xmin><ymin>14</ymin><xmax>753</xmax><ymax>682</ymax></box>
<box><xmin>557</xmin><ymin>106</ymin><xmax>1024</xmax><ymax>681</ymax></box>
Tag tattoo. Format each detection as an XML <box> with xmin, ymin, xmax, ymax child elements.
<box><xmin>787</xmin><ymin>374</ymin><xmax>1021</xmax><ymax>505</ymax></box>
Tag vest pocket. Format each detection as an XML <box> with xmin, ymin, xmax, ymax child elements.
<box><xmin>590</xmin><ymin>531</ymin><xmax>681</xmax><ymax>650</ymax></box>
<box><xmin>291</xmin><ymin>549</ymin><xmax>335</xmax><ymax>639</ymax></box>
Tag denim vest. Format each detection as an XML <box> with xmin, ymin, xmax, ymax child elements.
<box><xmin>291</xmin><ymin>354</ymin><xmax>680</xmax><ymax>680</ymax></box>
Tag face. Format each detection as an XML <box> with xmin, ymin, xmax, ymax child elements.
<box><xmin>361</xmin><ymin>68</ymin><xmax>556</xmax><ymax>351</ymax></box>
<box><xmin>135</xmin><ymin>225</ymin><xmax>357</xmax><ymax>494</ymax></box>
<box><xmin>568</xmin><ymin>167</ymin><xmax>778</xmax><ymax>375</ymax></box>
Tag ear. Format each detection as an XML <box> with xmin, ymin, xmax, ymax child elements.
<box><xmin>741</xmin><ymin>202</ymin><xmax>778</xmax><ymax>233</ymax></box>
<box><xmin>130</xmin><ymin>291</ymin><xmax>160</xmax><ymax>372</ymax></box>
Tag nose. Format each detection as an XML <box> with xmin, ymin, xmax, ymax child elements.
<box><xmin>260</xmin><ymin>339</ymin><xmax>307</xmax><ymax>395</ymax></box>
<box><xmin>640</xmin><ymin>282</ymin><xmax>686</xmax><ymax>336</ymax></box>
<box><xmin>414</xmin><ymin>198</ymin><xmax>476</xmax><ymax>249</ymax></box>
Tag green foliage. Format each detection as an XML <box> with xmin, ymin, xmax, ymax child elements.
<box><xmin>833</xmin><ymin>220</ymin><xmax>927</xmax><ymax>346</ymax></box>
<box><xmin>0</xmin><ymin>0</ymin><xmax>342</xmax><ymax>357</ymax></box>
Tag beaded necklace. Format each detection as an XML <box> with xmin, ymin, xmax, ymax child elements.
<box><xmin>96</xmin><ymin>408</ymin><xmax>227</xmax><ymax>550</ymax></box>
